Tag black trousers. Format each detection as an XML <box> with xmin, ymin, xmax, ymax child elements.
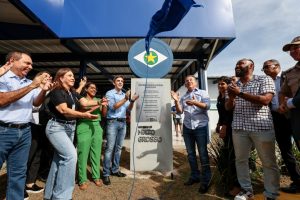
<box><xmin>272</xmin><ymin>111</ymin><xmax>300</xmax><ymax>183</ymax></box>
<box><xmin>26</xmin><ymin>123</ymin><xmax>44</xmax><ymax>183</ymax></box>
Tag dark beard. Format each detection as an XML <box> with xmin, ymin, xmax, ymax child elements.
<box><xmin>235</xmin><ymin>66</ymin><xmax>249</xmax><ymax>77</ymax></box>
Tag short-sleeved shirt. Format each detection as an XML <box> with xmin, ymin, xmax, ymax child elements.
<box><xmin>232</xmin><ymin>75</ymin><xmax>275</xmax><ymax>131</ymax></box>
<box><xmin>0</xmin><ymin>70</ymin><xmax>40</xmax><ymax>123</ymax></box>
<box><xmin>180</xmin><ymin>88</ymin><xmax>210</xmax><ymax>129</ymax></box>
<box><xmin>106</xmin><ymin>88</ymin><xmax>129</xmax><ymax>119</ymax></box>
<box><xmin>47</xmin><ymin>89</ymin><xmax>82</xmax><ymax>121</ymax></box>
<box><xmin>280</xmin><ymin>62</ymin><xmax>300</xmax><ymax>98</ymax></box>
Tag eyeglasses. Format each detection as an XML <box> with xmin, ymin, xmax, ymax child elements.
<box><xmin>261</xmin><ymin>64</ymin><xmax>274</xmax><ymax>71</ymax></box>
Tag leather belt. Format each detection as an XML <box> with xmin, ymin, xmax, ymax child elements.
<box><xmin>107</xmin><ymin>118</ymin><xmax>126</xmax><ymax>122</ymax></box>
<box><xmin>0</xmin><ymin>121</ymin><xmax>30</xmax><ymax>129</ymax></box>
<box><xmin>51</xmin><ymin>118</ymin><xmax>76</xmax><ymax>125</ymax></box>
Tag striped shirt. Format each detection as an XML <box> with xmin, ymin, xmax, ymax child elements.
<box><xmin>232</xmin><ymin>75</ymin><xmax>275</xmax><ymax>131</ymax></box>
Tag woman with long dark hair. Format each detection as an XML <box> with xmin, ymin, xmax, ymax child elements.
<box><xmin>44</xmin><ymin>68</ymin><xmax>106</xmax><ymax>200</ymax></box>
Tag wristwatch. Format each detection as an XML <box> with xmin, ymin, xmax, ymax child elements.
<box><xmin>238</xmin><ymin>91</ymin><xmax>244</xmax><ymax>97</ymax></box>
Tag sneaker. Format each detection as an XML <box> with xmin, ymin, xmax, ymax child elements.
<box><xmin>234</xmin><ymin>190</ymin><xmax>254</xmax><ymax>200</ymax></box>
<box><xmin>24</xmin><ymin>190</ymin><xmax>29</xmax><ymax>200</ymax></box>
<box><xmin>26</xmin><ymin>184</ymin><xmax>44</xmax><ymax>194</ymax></box>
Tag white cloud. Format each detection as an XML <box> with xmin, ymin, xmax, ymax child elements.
<box><xmin>207</xmin><ymin>0</ymin><xmax>300</xmax><ymax>76</ymax></box>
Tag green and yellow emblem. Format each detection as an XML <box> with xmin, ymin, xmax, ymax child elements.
<box><xmin>133</xmin><ymin>48</ymin><xmax>167</xmax><ymax>68</ymax></box>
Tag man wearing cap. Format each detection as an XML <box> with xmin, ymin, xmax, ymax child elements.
<box><xmin>263</xmin><ymin>59</ymin><xmax>300</xmax><ymax>194</ymax></box>
<box><xmin>279</xmin><ymin>36</ymin><xmax>300</xmax><ymax>193</ymax></box>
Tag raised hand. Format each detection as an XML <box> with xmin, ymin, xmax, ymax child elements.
<box><xmin>1</xmin><ymin>61</ymin><xmax>13</xmax><ymax>71</ymax></box>
<box><xmin>228</xmin><ymin>83</ymin><xmax>240</xmax><ymax>97</ymax></box>
<box><xmin>79</xmin><ymin>76</ymin><xmax>87</xmax><ymax>88</ymax></box>
<box><xmin>131</xmin><ymin>93</ymin><xmax>139</xmax><ymax>101</ymax></box>
<box><xmin>171</xmin><ymin>91</ymin><xmax>179</xmax><ymax>101</ymax></box>
<box><xmin>101</xmin><ymin>96</ymin><xmax>109</xmax><ymax>106</ymax></box>
<box><xmin>31</xmin><ymin>73</ymin><xmax>51</xmax><ymax>89</ymax></box>
<box><xmin>125</xmin><ymin>89</ymin><xmax>131</xmax><ymax>100</ymax></box>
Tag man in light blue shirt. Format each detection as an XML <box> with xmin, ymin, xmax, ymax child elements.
<box><xmin>102</xmin><ymin>75</ymin><xmax>139</xmax><ymax>185</ymax></box>
<box><xmin>171</xmin><ymin>75</ymin><xmax>211</xmax><ymax>194</ymax></box>
<box><xmin>0</xmin><ymin>52</ymin><xmax>52</xmax><ymax>200</ymax></box>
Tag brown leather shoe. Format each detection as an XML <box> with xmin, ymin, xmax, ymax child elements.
<box><xmin>94</xmin><ymin>179</ymin><xmax>102</xmax><ymax>187</ymax></box>
<box><xmin>79</xmin><ymin>182</ymin><xmax>88</xmax><ymax>190</ymax></box>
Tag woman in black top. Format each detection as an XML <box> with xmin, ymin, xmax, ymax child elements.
<box><xmin>216</xmin><ymin>76</ymin><xmax>233</xmax><ymax>139</ymax></box>
<box><xmin>215</xmin><ymin>76</ymin><xmax>240</xmax><ymax>196</ymax></box>
<box><xmin>44</xmin><ymin>68</ymin><xmax>106</xmax><ymax>200</ymax></box>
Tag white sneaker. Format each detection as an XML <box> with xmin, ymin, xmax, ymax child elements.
<box><xmin>234</xmin><ymin>190</ymin><xmax>254</xmax><ymax>200</ymax></box>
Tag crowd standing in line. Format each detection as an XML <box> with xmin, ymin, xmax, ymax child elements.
<box><xmin>0</xmin><ymin>36</ymin><xmax>299</xmax><ymax>200</ymax></box>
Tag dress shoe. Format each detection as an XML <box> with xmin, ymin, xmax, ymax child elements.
<box><xmin>111</xmin><ymin>171</ymin><xmax>126</xmax><ymax>177</ymax></box>
<box><xmin>281</xmin><ymin>182</ymin><xmax>300</xmax><ymax>193</ymax></box>
<box><xmin>79</xmin><ymin>182</ymin><xmax>88</xmax><ymax>190</ymax></box>
<box><xmin>183</xmin><ymin>178</ymin><xmax>200</xmax><ymax>186</ymax></box>
<box><xmin>102</xmin><ymin>176</ymin><xmax>111</xmax><ymax>185</ymax></box>
<box><xmin>93</xmin><ymin>179</ymin><xmax>102</xmax><ymax>187</ymax></box>
<box><xmin>198</xmin><ymin>184</ymin><xmax>209</xmax><ymax>194</ymax></box>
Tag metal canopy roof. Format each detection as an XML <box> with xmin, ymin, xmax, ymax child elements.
<box><xmin>0</xmin><ymin>0</ymin><xmax>234</xmax><ymax>95</ymax></box>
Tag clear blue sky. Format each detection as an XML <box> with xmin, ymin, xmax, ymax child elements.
<box><xmin>207</xmin><ymin>0</ymin><xmax>300</xmax><ymax>77</ymax></box>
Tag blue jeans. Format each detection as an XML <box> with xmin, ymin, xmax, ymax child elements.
<box><xmin>232</xmin><ymin>129</ymin><xmax>280</xmax><ymax>199</ymax></box>
<box><xmin>183</xmin><ymin>125</ymin><xmax>211</xmax><ymax>185</ymax></box>
<box><xmin>103</xmin><ymin>120</ymin><xmax>126</xmax><ymax>177</ymax></box>
<box><xmin>44</xmin><ymin>120</ymin><xmax>77</xmax><ymax>200</ymax></box>
<box><xmin>0</xmin><ymin>125</ymin><xmax>31</xmax><ymax>200</ymax></box>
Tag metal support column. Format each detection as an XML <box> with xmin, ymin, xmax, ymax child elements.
<box><xmin>196</xmin><ymin>55</ymin><xmax>207</xmax><ymax>90</ymax></box>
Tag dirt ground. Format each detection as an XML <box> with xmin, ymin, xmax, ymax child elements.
<box><xmin>1</xmin><ymin>147</ymin><xmax>300</xmax><ymax>200</ymax></box>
